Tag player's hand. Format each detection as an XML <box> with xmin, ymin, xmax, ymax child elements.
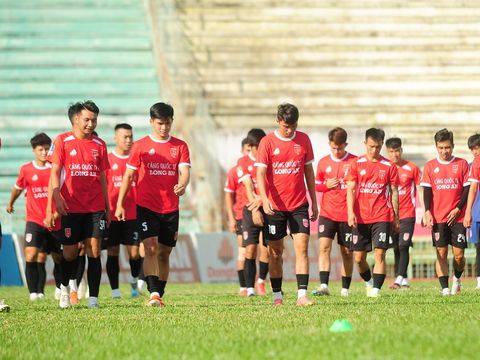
<box><xmin>247</xmin><ymin>198</ymin><xmax>262</xmax><ymax>212</ymax></box>
<box><xmin>463</xmin><ymin>211</ymin><xmax>472</xmax><ymax>228</ymax></box>
<box><xmin>310</xmin><ymin>203</ymin><xmax>319</xmax><ymax>222</ymax></box>
<box><xmin>53</xmin><ymin>193</ymin><xmax>68</xmax><ymax>216</ymax></box>
<box><xmin>252</xmin><ymin>209</ymin><xmax>264</xmax><ymax>226</ymax></box>
<box><xmin>262</xmin><ymin>199</ymin><xmax>275</xmax><ymax>216</ymax></box>
<box><xmin>348</xmin><ymin>213</ymin><xmax>357</xmax><ymax>228</ymax></box>
<box><xmin>326</xmin><ymin>178</ymin><xmax>340</xmax><ymax>189</ymax></box>
<box><xmin>5</xmin><ymin>204</ymin><xmax>14</xmax><ymax>214</ymax></box>
<box><xmin>115</xmin><ymin>206</ymin><xmax>125</xmax><ymax>222</ymax></box>
<box><xmin>228</xmin><ymin>218</ymin><xmax>236</xmax><ymax>233</ymax></box>
<box><xmin>44</xmin><ymin>211</ymin><xmax>55</xmax><ymax>228</ymax></box>
<box><xmin>422</xmin><ymin>211</ymin><xmax>433</xmax><ymax>229</ymax></box>
<box><xmin>173</xmin><ymin>183</ymin><xmax>186</xmax><ymax>196</ymax></box>
<box><xmin>446</xmin><ymin>207</ymin><xmax>461</xmax><ymax>227</ymax></box>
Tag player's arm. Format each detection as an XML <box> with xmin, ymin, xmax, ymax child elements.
<box><xmin>99</xmin><ymin>171</ymin><xmax>111</xmax><ymax>226</ymax></box>
<box><xmin>5</xmin><ymin>187</ymin><xmax>22</xmax><ymax>214</ymax></box>
<box><xmin>422</xmin><ymin>185</ymin><xmax>433</xmax><ymax>228</ymax></box>
<box><xmin>346</xmin><ymin>180</ymin><xmax>357</xmax><ymax>228</ymax></box>
<box><xmin>174</xmin><ymin>165</ymin><xmax>190</xmax><ymax>196</ymax></box>
<box><xmin>447</xmin><ymin>184</ymin><xmax>470</xmax><ymax>226</ymax></box>
<box><xmin>464</xmin><ymin>181</ymin><xmax>478</xmax><ymax>228</ymax></box>
<box><xmin>305</xmin><ymin>163</ymin><xmax>318</xmax><ymax>221</ymax></box>
<box><xmin>391</xmin><ymin>185</ymin><xmax>400</xmax><ymax>232</ymax></box>
<box><xmin>116</xmin><ymin>167</ymin><xmax>135</xmax><ymax>221</ymax></box>
<box><xmin>225</xmin><ymin>192</ymin><xmax>237</xmax><ymax>233</ymax></box>
<box><xmin>256</xmin><ymin>166</ymin><xmax>274</xmax><ymax>215</ymax></box>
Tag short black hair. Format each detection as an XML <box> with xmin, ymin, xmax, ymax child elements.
<box><xmin>246</xmin><ymin>128</ymin><xmax>266</xmax><ymax>147</ymax></box>
<box><xmin>150</xmin><ymin>102</ymin><xmax>174</xmax><ymax>120</ymax></box>
<box><xmin>386</xmin><ymin>137</ymin><xmax>402</xmax><ymax>149</ymax></box>
<box><xmin>115</xmin><ymin>123</ymin><xmax>132</xmax><ymax>131</ymax></box>
<box><xmin>468</xmin><ymin>134</ymin><xmax>480</xmax><ymax>150</ymax></box>
<box><xmin>68</xmin><ymin>100</ymin><xmax>99</xmax><ymax>124</ymax></box>
<box><xmin>241</xmin><ymin>137</ymin><xmax>249</xmax><ymax>148</ymax></box>
<box><xmin>30</xmin><ymin>132</ymin><xmax>51</xmax><ymax>148</ymax></box>
<box><xmin>365</xmin><ymin>128</ymin><xmax>385</xmax><ymax>142</ymax></box>
<box><xmin>277</xmin><ymin>103</ymin><xmax>299</xmax><ymax>125</ymax></box>
<box><xmin>328</xmin><ymin>127</ymin><xmax>347</xmax><ymax>144</ymax></box>
<box><xmin>434</xmin><ymin>128</ymin><xmax>454</xmax><ymax>145</ymax></box>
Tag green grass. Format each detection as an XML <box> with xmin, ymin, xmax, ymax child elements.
<box><xmin>0</xmin><ymin>280</ymin><xmax>478</xmax><ymax>359</ymax></box>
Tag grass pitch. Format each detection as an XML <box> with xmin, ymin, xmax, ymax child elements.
<box><xmin>0</xmin><ymin>280</ymin><xmax>478</xmax><ymax>359</ymax></box>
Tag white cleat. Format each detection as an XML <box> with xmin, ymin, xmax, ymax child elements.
<box><xmin>340</xmin><ymin>288</ymin><xmax>350</xmax><ymax>297</ymax></box>
<box><xmin>441</xmin><ymin>288</ymin><xmax>450</xmax><ymax>296</ymax></box>
<box><xmin>0</xmin><ymin>299</ymin><xmax>10</xmax><ymax>312</ymax></box>
<box><xmin>59</xmin><ymin>293</ymin><xmax>71</xmax><ymax>309</ymax></box>
<box><xmin>367</xmin><ymin>288</ymin><xmax>380</xmax><ymax>298</ymax></box>
<box><xmin>451</xmin><ymin>280</ymin><xmax>462</xmax><ymax>295</ymax></box>
<box><xmin>88</xmin><ymin>297</ymin><xmax>99</xmax><ymax>309</ymax></box>
<box><xmin>29</xmin><ymin>293</ymin><xmax>38</xmax><ymax>302</ymax></box>
<box><xmin>54</xmin><ymin>288</ymin><xmax>61</xmax><ymax>300</ymax></box>
<box><xmin>366</xmin><ymin>284</ymin><xmax>374</xmax><ymax>297</ymax></box>
<box><xmin>37</xmin><ymin>293</ymin><xmax>45</xmax><ymax>300</ymax></box>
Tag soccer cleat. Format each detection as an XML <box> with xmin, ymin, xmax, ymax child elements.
<box><xmin>88</xmin><ymin>298</ymin><xmax>99</xmax><ymax>309</ymax></box>
<box><xmin>29</xmin><ymin>293</ymin><xmax>38</xmax><ymax>302</ymax></box>
<box><xmin>401</xmin><ymin>284</ymin><xmax>410</xmax><ymax>290</ymax></box>
<box><xmin>54</xmin><ymin>288</ymin><xmax>61</xmax><ymax>300</ymax></box>
<box><xmin>147</xmin><ymin>294</ymin><xmax>165</xmax><ymax>307</ymax></box>
<box><xmin>70</xmin><ymin>291</ymin><xmax>79</xmax><ymax>305</ymax></box>
<box><xmin>78</xmin><ymin>280</ymin><xmax>87</xmax><ymax>299</ymax></box>
<box><xmin>366</xmin><ymin>284</ymin><xmax>374</xmax><ymax>297</ymax></box>
<box><xmin>0</xmin><ymin>300</ymin><xmax>10</xmax><ymax>313</ymax></box>
<box><xmin>296</xmin><ymin>296</ymin><xmax>314</xmax><ymax>306</ymax></box>
<box><xmin>441</xmin><ymin>288</ymin><xmax>450</xmax><ymax>296</ymax></box>
<box><xmin>238</xmin><ymin>288</ymin><xmax>247</xmax><ymax>296</ymax></box>
<box><xmin>312</xmin><ymin>286</ymin><xmax>330</xmax><ymax>296</ymax></box>
<box><xmin>451</xmin><ymin>280</ymin><xmax>462</xmax><ymax>295</ymax></box>
<box><xmin>475</xmin><ymin>285</ymin><xmax>480</xmax><ymax>290</ymax></box>
<box><xmin>273</xmin><ymin>298</ymin><xmax>284</xmax><ymax>306</ymax></box>
<box><xmin>37</xmin><ymin>293</ymin><xmax>45</xmax><ymax>300</ymax></box>
<box><xmin>131</xmin><ymin>288</ymin><xmax>140</xmax><ymax>298</ymax></box>
<box><xmin>256</xmin><ymin>282</ymin><xmax>267</xmax><ymax>296</ymax></box>
<box><xmin>59</xmin><ymin>293</ymin><xmax>71</xmax><ymax>309</ymax></box>
<box><xmin>112</xmin><ymin>289</ymin><xmax>121</xmax><ymax>299</ymax></box>
<box><xmin>340</xmin><ymin>288</ymin><xmax>350</xmax><ymax>297</ymax></box>
<box><xmin>389</xmin><ymin>283</ymin><xmax>401</xmax><ymax>290</ymax></box>
<box><xmin>367</xmin><ymin>288</ymin><xmax>380</xmax><ymax>298</ymax></box>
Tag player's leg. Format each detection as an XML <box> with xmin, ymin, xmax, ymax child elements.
<box><xmin>137</xmin><ymin>242</ymin><xmax>146</xmax><ymax>294</ymax></box>
<box><xmin>451</xmin><ymin>223</ymin><xmax>467</xmax><ymax>295</ymax></box>
<box><xmin>314</xmin><ymin>216</ymin><xmax>337</xmax><ymax>296</ymax></box>
<box><xmin>236</xmin><ymin>225</ymin><xmax>247</xmax><ymax>295</ymax></box>
<box><xmin>127</xmin><ymin>243</ymin><xmax>141</xmax><ymax>298</ymax></box>
<box><xmin>352</xmin><ymin>224</ymin><xmax>374</xmax><ymax>295</ymax></box>
<box><xmin>242</xmin><ymin>207</ymin><xmax>258</xmax><ymax>296</ymax></box>
<box><xmin>24</xmin><ymin>245</ymin><xmax>40</xmax><ymax>301</ymax></box>
<box><xmin>370</xmin><ymin>222</ymin><xmax>390</xmax><ymax>297</ymax></box>
<box><xmin>397</xmin><ymin>218</ymin><xmax>415</xmax><ymax>289</ymax></box>
<box><xmin>389</xmin><ymin>232</ymin><xmax>401</xmax><ymax>289</ymax></box>
<box><xmin>106</xmin><ymin>244</ymin><xmax>121</xmax><ymax>298</ymax></box>
<box><xmin>476</xmin><ymin>242</ymin><xmax>480</xmax><ymax>289</ymax></box>
<box><xmin>73</xmin><ymin>245</ymin><xmax>86</xmax><ymax>302</ymax></box>
<box><xmin>36</xmin><ymin>251</ymin><xmax>47</xmax><ymax>299</ymax></box>
<box><xmin>51</xmin><ymin>250</ymin><xmax>63</xmax><ymax>300</ymax></box>
<box><xmin>339</xmin><ymin>245</ymin><xmax>353</xmax><ymax>296</ymax></box>
<box><xmin>256</xmin><ymin>232</ymin><xmax>269</xmax><ymax>296</ymax></box>
<box><xmin>433</xmin><ymin>223</ymin><xmax>450</xmax><ymax>295</ymax></box>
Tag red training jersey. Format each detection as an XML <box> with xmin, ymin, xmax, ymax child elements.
<box><xmin>15</xmin><ymin>161</ymin><xmax>60</xmax><ymax>230</ymax></box>
<box><xmin>316</xmin><ymin>152</ymin><xmax>356</xmax><ymax>222</ymax></box>
<box><xmin>468</xmin><ymin>156</ymin><xmax>480</xmax><ymax>183</ymax></box>
<box><xmin>346</xmin><ymin>155</ymin><xmax>399</xmax><ymax>224</ymax></box>
<box><xmin>396</xmin><ymin>160</ymin><xmax>421</xmax><ymax>220</ymax></box>
<box><xmin>224</xmin><ymin>165</ymin><xmax>248</xmax><ymax>220</ymax></box>
<box><xmin>237</xmin><ymin>153</ymin><xmax>259</xmax><ymax>194</ymax></box>
<box><xmin>48</xmin><ymin>131</ymin><xmax>109</xmax><ymax>213</ymax></box>
<box><xmin>255</xmin><ymin>130</ymin><xmax>314</xmax><ymax>212</ymax></box>
<box><xmin>107</xmin><ymin>151</ymin><xmax>137</xmax><ymax>221</ymax></box>
<box><xmin>127</xmin><ymin>134</ymin><xmax>191</xmax><ymax>214</ymax></box>
<box><xmin>420</xmin><ymin>156</ymin><xmax>469</xmax><ymax>223</ymax></box>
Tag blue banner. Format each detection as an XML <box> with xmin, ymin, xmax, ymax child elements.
<box><xmin>0</xmin><ymin>234</ymin><xmax>23</xmax><ymax>286</ymax></box>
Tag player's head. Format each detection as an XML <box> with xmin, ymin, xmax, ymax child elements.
<box><xmin>150</xmin><ymin>102</ymin><xmax>174</xmax><ymax>140</ymax></box>
<box><xmin>114</xmin><ymin>123</ymin><xmax>133</xmax><ymax>153</ymax></box>
<box><xmin>385</xmin><ymin>137</ymin><xmax>403</xmax><ymax>164</ymax></box>
<box><xmin>364</xmin><ymin>128</ymin><xmax>385</xmax><ymax>159</ymax></box>
<box><xmin>246</xmin><ymin>128</ymin><xmax>266</xmax><ymax>156</ymax></box>
<box><xmin>68</xmin><ymin>100</ymin><xmax>99</xmax><ymax>137</ymax></box>
<box><xmin>328</xmin><ymin>127</ymin><xmax>348</xmax><ymax>159</ymax></box>
<box><xmin>276</xmin><ymin>103</ymin><xmax>299</xmax><ymax>138</ymax></box>
<box><xmin>468</xmin><ymin>133</ymin><xmax>480</xmax><ymax>157</ymax></box>
<box><xmin>30</xmin><ymin>132</ymin><xmax>51</xmax><ymax>163</ymax></box>
<box><xmin>241</xmin><ymin>137</ymin><xmax>250</xmax><ymax>155</ymax></box>
<box><xmin>434</xmin><ymin>128</ymin><xmax>454</xmax><ymax>161</ymax></box>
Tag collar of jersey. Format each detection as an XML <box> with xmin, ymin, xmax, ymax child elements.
<box><xmin>248</xmin><ymin>152</ymin><xmax>256</xmax><ymax>162</ymax></box>
<box><xmin>330</xmin><ymin>152</ymin><xmax>349</xmax><ymax>163</ymax></box>
<box><xmin>149</xmin><ymin>134</ymin><xmax>171</xmax><ymax>143</ymax></box>
<box><xmin>436</xmin><ymin>156</ymin><xmax>455</xmax><ymax>165</ymax></box>
<box><xmin>32</xmin><ymin>161</ymin><xmax>51</xmax><ymax>170</ymax></box>
<box><xmin>274</xmin><ymin>130</ymin><xmax>296</xmax><ymax>142</ymax></box>
<box><xmin>112</xmin><ymin>150</ymin><xmax>130</xmax><ymax>159</ymax></box>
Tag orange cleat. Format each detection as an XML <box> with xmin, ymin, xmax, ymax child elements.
<box><xmin>239</xmin><ymin>288</ymin><xmax>247</xmax><ymax>296</ymax></box>
<box><xmin>70</xmin><ymin>291</ymin><xmax>78</xmax><ymax>305</ymax></box>
<box><xmin>256</xmin><ymin>282</ymin><xmax>267</xmax><ymax>296</ymax></box>
<box><xmin>147</xmin><ymin>294</ymin><xmax>165</xmax><ymax>307</ymax></box>
<box><xmin>296</xmin><ymin>296</ymin><xmax>314</xmax><ymax>306</ymax></box>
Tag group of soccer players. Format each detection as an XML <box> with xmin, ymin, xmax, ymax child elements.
<box><xmin>5</xmin><ymin>100</ymin><xmax>190</xmax><ymax>308</ymax></box>
<box><xmin>226</xmin><ymin>103</ymin><xmax>480</xmax><ymax>305</ymax></box>
<box><xmin>4</xmin><ymin>99</ymin><xmax>480</xmax><ymax>309</ymax></box>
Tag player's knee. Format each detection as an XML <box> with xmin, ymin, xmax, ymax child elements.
<box><xmin>237</xmin><ymin>247</ymin><xmax>245</xmax><ymax>261</ymax></box>
<box><xmin>108</xmin><ymin>246</ymin><xmax>120</xmax><ymax>257</ymax></box>
<box><xmin>157</xmin><ymin>250</ymin><xmax>171</xmax><ymax>263</ymax></box>
<box><xmin>453</xmin><ymin>253</ymin><xmax>464</xmax><ymax>263</ymax></box>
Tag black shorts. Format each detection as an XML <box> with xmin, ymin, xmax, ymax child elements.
<box><xmin>432</xmin><ymin>222</ymin><xmax>467</xmax><ymax>249</ymax></box>
<box><xmin>352</xmin><ymin>222</ymin><xmax>391</xmax><ymax>252</ymax></box>
<box><xmin>235</xmin><ymin>219</ymin><xmax>243</xmax><ymax>236</ymax></box>
<box><xmin>390</xmin><ymin>217</ymin><xmax>415</xmax><ymax>250</ymax></box>
<box><xmin>61</xmin><ymin>211</ymin><xmax>106</xmax><ymax>246</ymax></box>
<box><xmin>264</xmin><ymin>203</ymin><xmax>310</xmax><ymax>241</ymax></box>
<box><xmin>242</xmin><ymin>207</ymin><xmax>263</xmax><ymax>246</ymax></box>
<box><xmin>103</xmin><ymin>220</ymin><xmax>139</xmax><ymax>247</ymax></box>
<box><xmin>136</xmin><ymin>205</ymin><xmax>179</xmax><ymax>247</ymax></box>
<box><xmin>25</xmin><ymin>221</ymin><xmax>62</xmax><ymax>253</ymax></box>
<box><xmin>318</xmin><ymin>216</ymin><xmax>352</xmax><ymax>248</ymax></box>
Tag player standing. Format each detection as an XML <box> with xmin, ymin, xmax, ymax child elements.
<box><xmin>385</xmin><ymin>137</ymin><xmax>421</xmax><ymax>290</ymax></box>
<box><xmin>313</xmin><ymin>127</ymin><xmax>355</xmax><ymax>297</ymax></box>
<box><xmin>46</xmin><ymin>101</ymin><xmax>110</xmax><ymax>308</ymax></box>
<box><xmin>421</xmin><ymin>128</ymin><xmax>469</xmax><ymax>296</ymax></box>
<box><xmin>116</xmin><ymin>102</ymin><xmax>191</xmax><ymax>307</ymax></box>
<box><xmin>105</xmin><ymin>124</ymin><xmax>142</xmax><ymax>298</ymax></box>
<box><xmin>6</xmin><ymin>133</ymin><xmax>63</xmax><ymax>301</ymax></box>
<box><xmin>346</xmin><ymin>128</ymin><xmax>399</xmax><ymax>297</ymax></box>
<box><xmin>255</xmin><ymin>103</ymin><xmax>318</xmax><ymax>306</ymax></box>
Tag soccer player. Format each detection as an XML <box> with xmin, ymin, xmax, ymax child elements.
<box><xmin>45</xmin><ymin>100</ymin><xmax>110</xmax><ymax>309</ymax></box>
<box><xmin>421</xmin><ymin>128</ymin><xmax>469</xmax><ymax>296</ymax></box>
<box><xmin>104</xmin><ymin>123</ymin><xmax>141</xmax><ymax>298</ymax></box>
<box><xmin>238</xmin><ymin>129</ymin><xmax>269</xmax><ymax>296</ymax></box>
<box><xmin>313</xmin><ymin>127</ymin><xmax>355</xmax><ymax>297</ymax></box>
<box><xmin>116</xmin><ymin>102</ymin><xmax>191</xmax><ymax>307</ymax></box>
<box><xmin>255</xmin><ymin>103</ymin><xmax>318</xmax><ymax>306</ymax></box>
<box><xmin>346</xmin><ymin>128</ymin><xmax>399</xmax><ymax>297</ymax></box>
<box><xmin>224</xmin><ymin>139</ymin><xmax>249</xmax><ymax>295</ymax></box>
<box><xmin>6</xmin><ymin>132</ymin><xmax>63</xmax><ymax>301</ymax></box>
<box><xmin>0</xmin><ymin>221</ymin><xmax>9</xmax><ymax>312</ymax></box>
<box><xmin>385</xmin><ymin>137</ymin><xmax>421</xmax><ymax>290</ymax></box>
<box><xmin>463</xmin><ymin>133</ymin><xmax>480</xmax><ymax>289</ymax></box>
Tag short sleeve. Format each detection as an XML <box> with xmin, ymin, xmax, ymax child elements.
<box><xmin>127</xmin><ymin>142</ymin><xmax>141</xmax><ymax>170</ymax></box>
<box><xmin>255</xmin><ymin>137</ymin><xmax>269</xmax><ymax>168</ymax></box>
<box><xmin>15</xmin><ymin>166</ymin><xmax>26</xmax><ymax>190</ymax></box>
<box><xmin>47</xmin><ymin>136</ymin><xmax>65</xmax><ymax>167</ymax></box>
<box><xmin>420</xmin><ymin>163</ymin><xmax>432</xmax><ymax>187</ymax></box>
<box><xmin>179</xmin><ymin>142</ymin><xmax>191</xmax><ymax>168</ymax></box>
